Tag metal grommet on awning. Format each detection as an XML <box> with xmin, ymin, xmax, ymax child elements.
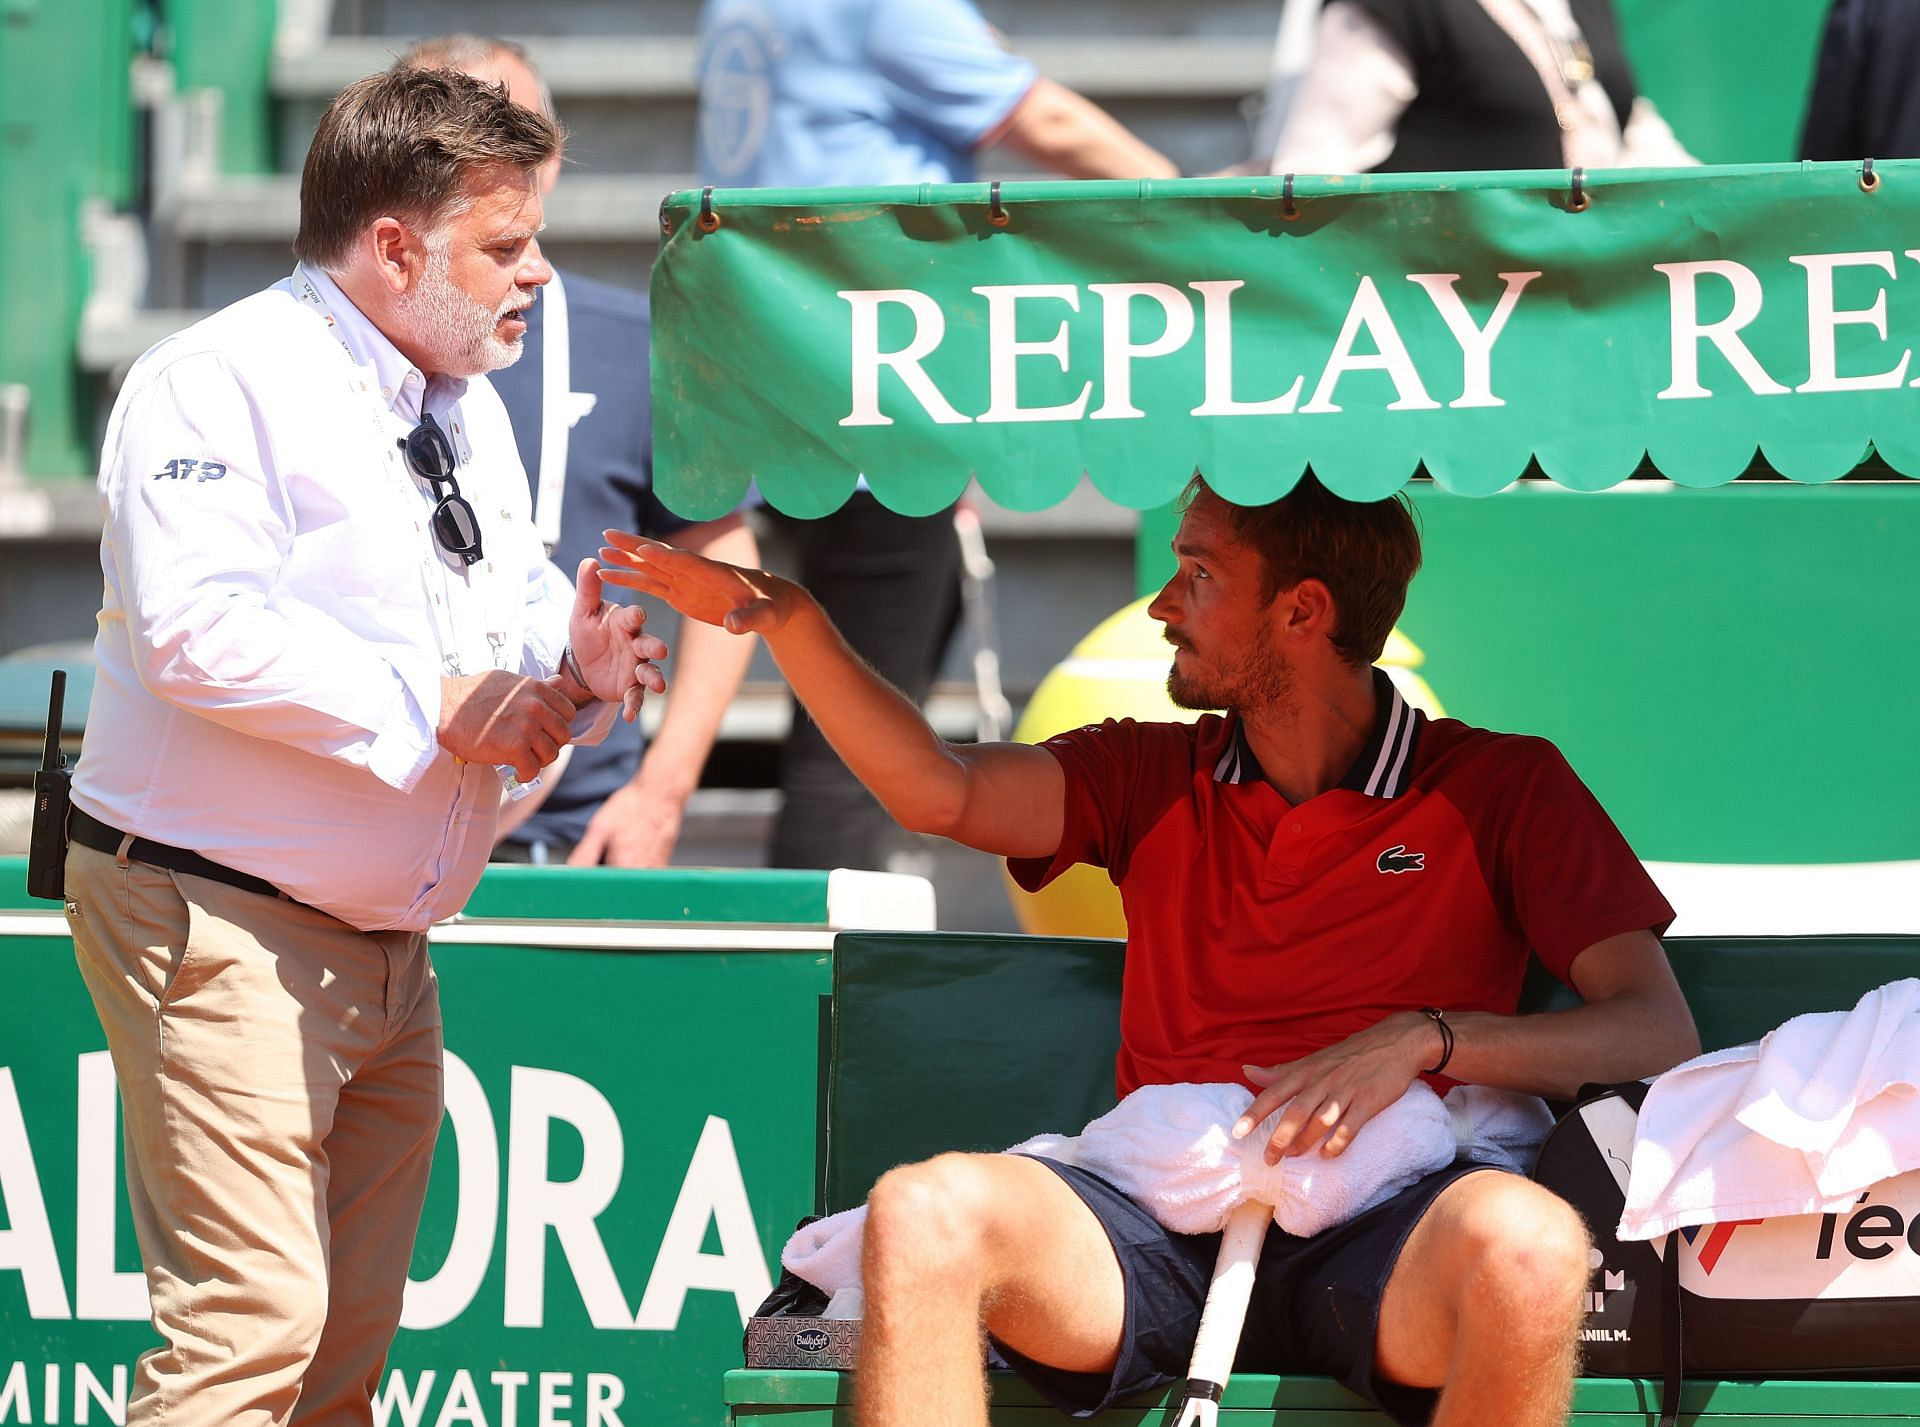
<box><xmin>1569</xmin><ymin>167</ymin><xmax>1591</xmax><ymax>213</ymax></box>
<box><xmin>1861</xmin><ymin>157</ymin><xmax>1880</xmax><ymax>193</ymax></box>
<box><xmin>989</xmin><ymin>179</ymin><xmax>1011</xmax><ymax>227</ymax></box>
<box><xmin>1282</xmin><ymin>172</ymin><xmax>1300</xmax><ymax>221</ymax></box>
<box><xmin>698</xmin><ymin>186</ymin><xmax>721</xmax><ymax>232</ymax></box>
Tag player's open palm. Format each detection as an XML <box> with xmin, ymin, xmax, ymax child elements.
<box><xmin>598</xmin><ymin>529</ymin><xmax>794</xmax><ymax>637</ymax></box>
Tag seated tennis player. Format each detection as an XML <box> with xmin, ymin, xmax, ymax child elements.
<box><xmin>598</xmin><ymin>474</ymin><xmax>1698</xmax><ymax>1427</ymax></box>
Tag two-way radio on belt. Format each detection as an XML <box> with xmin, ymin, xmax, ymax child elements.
<box><xmin>25</xmin><ymin>670</ymin><xmax>72</xmax><ymax>901</ymax></box>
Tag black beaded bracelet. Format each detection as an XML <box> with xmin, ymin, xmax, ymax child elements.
<box><xmin>1420</xmin><ymin>1006</ymin><xmax>1454</xmax><ymax>1076</ymax></box>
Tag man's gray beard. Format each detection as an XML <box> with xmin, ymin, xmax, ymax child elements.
<box><xmin>399</xmin><ymin>242</ymin><xmax>526</xmax><ymax>376</ymax></box>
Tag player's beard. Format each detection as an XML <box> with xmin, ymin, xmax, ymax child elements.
<box><xmin>399</xmin><ymin>240</ymin><xmax>530</xmax><ymax>376</ymax></box>
<box><xmin>1167</xmin><ymin>635</ymin><xmax>1297</xmax><ymax>716</ymax></box>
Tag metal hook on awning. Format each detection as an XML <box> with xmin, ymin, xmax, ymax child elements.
<box><xmin>1282</xmin><ymin>172</ymin><xmax>1300</xmax><ymax>221</ymax></box>
<box><xmin>698</xmin><ymin>186</ymin><xmax>721</xmax><ymax>233</ymax></box>
<box><xmin>1861</xmin><ymin>157</ymin><xmax>1880</xmax><ymax>193</ymax></box>
<box><xmin>659</xmin><ymin>194</ymin><xmax>674</xmax><ymax>238</ymax></box>
<box><xmin>989</xmin><ymin>180</ymin><xmax>1011</xmax><ymax>228</ymax></box>
<box><xmin>1569</xmin><ymin>167</ymin><xmax>1591</xmax><ymax>212</ymax></box>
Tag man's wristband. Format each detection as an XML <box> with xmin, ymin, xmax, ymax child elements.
<box><xmin>1420</xmin><ymin>1006</ymin><xmax>1454</xmax><ymax>1076</ymax></box>
<box><xmin>560</xmin><ymin>644</ymin><xmax>589</xmax><ymax>691</ymax></box>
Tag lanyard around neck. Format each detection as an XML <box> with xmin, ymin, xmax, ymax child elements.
<box><xmin>291</xmin><ymin>265</ymin><xmax>476</xmax><ymax>465</ymax></box>
<box><xmin>288</xmin><ymin>264</ymin><xmax>480</xmax><ymax>668</ymax></box>
<box><xmin>292</xmin><ymin>264</ymin><xmax>364</xmax><ymax>369</ymax></box>
<box><xmin>535</xmin><ymin>269</ymin><xmax>571</xmax><ymax>554</ymax></box>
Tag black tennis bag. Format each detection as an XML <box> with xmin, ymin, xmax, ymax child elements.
<box><xmin>1532</xmin><ymin>1082</ymin><xmax>1920</xmax><ymax>1420</ymax></box>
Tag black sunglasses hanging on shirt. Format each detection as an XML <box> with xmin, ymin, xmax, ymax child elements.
<box><xmin>397</xmin><ymin>412</ymin><xmax>484</xmax><ymax>566</ymax></box>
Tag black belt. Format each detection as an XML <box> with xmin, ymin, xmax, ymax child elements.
<box><xmin>69</xmin><ymin>806</ymin><xmax>290</xmax><ymax>902</ymax></box>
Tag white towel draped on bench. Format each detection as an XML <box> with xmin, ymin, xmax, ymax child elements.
<box><xmin>1619</xmin><ymin>977</ymin><xmax>1920</xmax><ymax>1241</ymax></box>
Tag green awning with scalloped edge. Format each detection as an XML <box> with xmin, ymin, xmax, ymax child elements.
<box><xmin>651</xmin><ymin>163</ymin><xmax>1920</xmax><ymax>518</ymax></box>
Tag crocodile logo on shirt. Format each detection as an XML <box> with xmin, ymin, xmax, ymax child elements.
<box><xmin>1377</xmin><ymin>844</ymin><xmax>1426</xmax><ymax>874</ymax></box>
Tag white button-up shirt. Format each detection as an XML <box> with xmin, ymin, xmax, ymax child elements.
<box><xmin>73</xmin><ymin>266</ymin><xmax>613</xmax><ymax>931</ymax></box>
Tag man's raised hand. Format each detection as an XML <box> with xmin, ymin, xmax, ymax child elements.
<box><xmin>566</xmin><ymin>557</ymin><xmax>670</xmax><ymax>722</ymax></box>
<box><xmin>598</xmin><ymin>530</ymin><xmax>797</xmax><ymax>638</ymax></box>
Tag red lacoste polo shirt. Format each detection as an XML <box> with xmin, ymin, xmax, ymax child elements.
<box><xmin>1008</xmin><ymin>671</ymin><xmax>1675</xmax><ymax>1097</ymax></box>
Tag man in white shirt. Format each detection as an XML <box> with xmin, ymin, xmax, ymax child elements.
<box><xmin>63</xmin><ymin>67</ymin><xmax>665</xmax><ymax>1425</ymax></box>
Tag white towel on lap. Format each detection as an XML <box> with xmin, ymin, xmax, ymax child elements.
<box><xmin>1045</xmin><ymin>1081</ymin><xmax>1456</xmax><ymax>1236</ymax></box>
<box><xmin>1449</xmin><ymin>1083</ymin><xmax>1560</xmax><ymax>1174</ymax></box>
<box><xmin>783</xmin><ymin>1079</ymin><xmax>1557</xmax><ymax>1292</ymax></box>
<box><xmin>1619</xmin><ymin>977</ymin><xmax>1920</xmax><ymax>1241</ymax></box>
<box><xmin>1054</xmin><ymin>1083</ymin><xmax>1284</xmax><ymax>1235</ymax></box>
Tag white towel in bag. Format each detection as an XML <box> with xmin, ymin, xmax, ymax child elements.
<box><xmin>1618</xmin><ymin>977</ymin><xmax>1920</xmax><ymax>1241</ymax></box>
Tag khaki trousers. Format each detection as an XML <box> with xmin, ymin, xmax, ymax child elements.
<box><xmin>65</xmin><ymin>840</ymin><xmax>443</xmax><ymax>1426</ymax></box>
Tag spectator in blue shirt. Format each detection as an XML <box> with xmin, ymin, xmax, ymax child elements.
<box><xmin>695</xmin><ymin>0</ymin><xmax>1176</xmax><ymax>872</ymax></box>
<box><xmin>403</xmin><ymin>36</ymin><xmax>761</xmax><ymax>867</ymax></box>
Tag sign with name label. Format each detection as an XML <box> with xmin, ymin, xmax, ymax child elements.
<box><xmin>653</xmin><ymin>164</ymin><xmax>1920</xmax><ymax>518</ymax></box>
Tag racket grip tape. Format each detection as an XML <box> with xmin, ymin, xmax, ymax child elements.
<box><xmin>1184</xmin><ymin>1199</ymin><xmax>1273</xmax><ymax>1390</ymax></box>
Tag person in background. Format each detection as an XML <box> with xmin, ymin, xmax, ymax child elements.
<box><xmin>1266</xmin><ymin>0</ymin><xmax>1694</xmax><ymax>175</ymax></box>
<box><xmin>400</xmin><ymin>35</ymin><xmax>761</xmax><ymax>867</ymax></box>
<box><xmin>64</xmin><ymin>68</ymin><xmax>663</xmax><ymax>1423</ymax></box>
<box><xmin>1800</xmin><ymin>0</ymin><xmax>1920</xmax><ymax>161</ymax></box>
<box><xmin>695</xmin><ymin>0</ymin><xmax>1178</xmax><ymax>872</ymax></box>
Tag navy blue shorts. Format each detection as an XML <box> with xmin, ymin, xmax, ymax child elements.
<box><xmin>989</xmin><ymin>1156</ymin><xmax>1502</xmax><ymax>1427</ymax></box>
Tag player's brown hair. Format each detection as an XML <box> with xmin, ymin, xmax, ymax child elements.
<box><xmin>293</xmin><ymin>66</ymin><xmax>560</xmax><ymax>270</ymax></box>
<box><xmin>1182</xmin><ymin>472</ymin><xmax>1423</xmax><ymax>666</ymax></box>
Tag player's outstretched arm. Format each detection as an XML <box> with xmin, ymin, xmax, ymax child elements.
<box><xmin>597</xmin><ymin>530</ymin><xmax>1065</xmax><ymax>859</ymax></box>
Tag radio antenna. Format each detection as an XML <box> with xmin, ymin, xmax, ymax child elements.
<box><xmin>42</xmin><ymin>670</ymin><xmax>66</xmax><ymax>769</ymax></box>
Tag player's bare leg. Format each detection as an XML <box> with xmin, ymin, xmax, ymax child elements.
<box><xmin>856</xmin><ymin>1153</ymin><xmax>1126</xmax><ymax>1427</ymax></box>
<box><xmin>1375</xmin><ymin>1173</ymin><xmax>1592</xmax><ymax>1427</ymax></box>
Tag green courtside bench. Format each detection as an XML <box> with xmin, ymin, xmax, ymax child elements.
<box><xmin>726</xmin><ymin>931</ymin><xmax>1920</xmax><ymax>1426</ymax></box>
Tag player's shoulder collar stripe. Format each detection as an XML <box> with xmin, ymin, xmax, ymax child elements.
<box><xmin>1212</xmin><ymin>724</ymin><xmax>1251</xmax><ymax>785</ymax></box>
<box><xmin>1354</xmin><ymin>671</ymin><xmax>1423</xmax><ymax>799</ymax></box>
<box><xmin>1212</xmin><ymin>669</ymin><xmax>1423</xmax><ymax>797</ymax></box>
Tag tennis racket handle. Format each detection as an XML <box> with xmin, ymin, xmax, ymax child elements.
<box><xmin>1186</xmin><ymin>1200</ymin><xmax>1273</xmax><ymax>1388</ymax></box>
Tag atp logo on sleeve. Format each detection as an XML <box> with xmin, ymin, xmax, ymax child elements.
<box><xmin>151</xmin><ymin>458</ymin><xmax>227</xmax><ymax>483</ymax></box>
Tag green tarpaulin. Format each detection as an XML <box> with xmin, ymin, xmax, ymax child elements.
<box><xmin>654</xmin><ymin>163</ymin><xmax>1920</xmax><ymax>518</ymax></box>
